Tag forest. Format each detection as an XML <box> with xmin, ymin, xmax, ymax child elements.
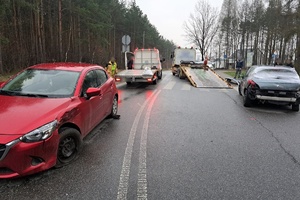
<box><xmin>183</xmin><ymin>0</ymin><xmax>300</xmax><ymax>71</ymax></box>
<box><xmin>1</xmin><ymin>0</ymin><xmax>300</xmax><ymax>74</ymax></box>
<box><xmin>0</xmin><ymin>0</ymin><xmax>175</xmax><ymax>74</ymax></box>
<box><xmin>215</xmin><ymin>0</ymin><xmax>300</xmax><ymax>70</ymax></box>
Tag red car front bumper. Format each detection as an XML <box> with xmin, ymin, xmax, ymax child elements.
<box><xmin>0</xmin><ymin>133</ymin><xmax>59</xmax><ymax>178</ymax></box>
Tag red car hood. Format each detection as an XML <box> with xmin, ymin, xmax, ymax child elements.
<box><xmin>0</xmin><ymin>95</ymin><xmax>72</xmax><ymax>139</ymax></box>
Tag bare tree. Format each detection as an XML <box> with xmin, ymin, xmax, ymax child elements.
<box><xmin>183</xmin><ymin>0</ymin><xmax>219</xmax><ymax>61</ymax></box>
<box><xmin>292</xmin><ymin>0</ymin><xmax>300</xmax><ymax>70</ymax></box>
<box><xmin>219</xmin><ymin>0</ymin><xmax>239</xmax><ymax>68</ymax></box>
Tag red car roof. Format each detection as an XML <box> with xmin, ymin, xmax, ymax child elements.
<box><xmin>29</xmin><ymin>62</ymin><xmax>103</xmax><ymax>72</ymax></box>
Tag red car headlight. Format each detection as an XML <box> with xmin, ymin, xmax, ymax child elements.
<box><xmin>19</xmin><ymin>120</ymin><xmax>58</xmax><ymax>143</ymax></box>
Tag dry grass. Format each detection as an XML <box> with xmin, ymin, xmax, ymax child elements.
<box><xmin>0</xmin><ymin>74</ymin><xmax>10</xmax><ymax>82</ymax></box>
<box><xmin>224</xmin><ymin>70</ymin><xmax>247</xmax><ymax>78</ymax></box>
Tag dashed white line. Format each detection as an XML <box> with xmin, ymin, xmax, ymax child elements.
<box><xmin>163</xmin><ymin>81</ymin><xmax>176</xmax><ymax>90</ymax></box>
<box><xmin>117</xmin><ymin>90</ymin><xmax>159</xmax><ymax>200</ymax></box>
<box><xmin>181</xmin><ymin>84</ymin><xmax>191</xmax><ymax>91</ymax></box>
<box><xmin>137</xmin><ymin>90</ymin><xmax>161</xmax><ymax>200</ymax></box>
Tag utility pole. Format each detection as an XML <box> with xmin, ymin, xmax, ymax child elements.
<box><xmin>143</xmin><ymin>31</ymin><xmax>145</xmax><ymax>48</ymax></box>
<box><xmin>114</xmin><ymin>26</ymin><xmax>116</xmax><ymax>57</ymax></box>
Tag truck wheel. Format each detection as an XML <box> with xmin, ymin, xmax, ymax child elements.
<box><xmin>153</xmin><ymin>78</ymin><xmax>157</xmax><ymax>85</ymax></box>
<box><xmin>158</xmin><ymin>70</ymin><xmax>162</xmax><ymax>79</ymax></box>
<box><xmin>292</xmin><ymin>103</ymin><xmax>299</xmax><ymax>112</ymax></box>
<box><xmin>178</xmin><ymin>69</ymin><xmax>184</xmax><ymax>79</ymax></box>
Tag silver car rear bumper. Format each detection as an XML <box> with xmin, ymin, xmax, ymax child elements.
<box><xmin>256</xmin><ymin>95</ymin><xmax>297</xmax><ymax>102</ymax></box>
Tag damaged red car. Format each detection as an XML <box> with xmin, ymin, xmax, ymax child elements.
<box><xmin>0</xmin><ymin>62</ymin><xmax>118</xmax><ymax>178</ymax></box>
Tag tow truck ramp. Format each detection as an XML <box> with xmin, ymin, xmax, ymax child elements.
<box><xmin>180</xmin><ymin>66</ymin><xmax>232</xmax><ymax>89</ymax></box>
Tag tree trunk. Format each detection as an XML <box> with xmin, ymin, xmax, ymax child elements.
<box><xmin>294</xmin><ymin>0</ymin><xmax>300</xmax><ymax>72</ymax></box>
<box><xmin>245</xmin><ymin>31</ymin><xmax>249</xmax><ymax>67</ymax></box>
<box><xmin>41</xmin><ymin>0</ymin><xmax>46</xmax><ymax>62</ymax></box>
<box><xmin>295</xmin><ymin>36</ymin><xmax>300</xmax><ymax>72</ymax></box>
<box><xmin>278</xmin><ymin>36</ymin><xmax>283</xmax><ymax>62</ymax></box>
<box><xmin>264</xmin><ymin>30</ymin><xmax>270</xmax><ymax>65</ymax></box>
<box><xmin>58</xmin><ymin>0</ymin><xmax>63</xmax><ymax>60</ymax></box>
<box><xmin>270</xmin><ymin>35</ymin><xmax>276</xmax><ymax>64</ymax></box>
<box><xmin>77</xmin><ymin>14</ymin><xmax>82</xmax><ymax>62</ymax></box>
<box><xmin>64</xmin><ymin>1</ymin><xmax>73</xmax><ymax>62</ymax></box>
<box><xmin>0</xmin><ymin>34</ymin><xmax>3</xmax><ymax>74</ymax></box>
<box><xmin>47</xmin><ymin>2</ymin><xmax>55</xmax><ymax>61</ymax></box>
<box><xmin>253</xmin><ymin>31</ymin><xmax>259</xmax><ymax>65</ymax></box>
<box><xmin>281</xmin><ymin>40</ymin><xmax>287</xmax><ymax>64</ymax></box>
<box><xmin>12</xmin><ymin>0</ymin><xmax>20</xmax><ymax>69</ymax></box>
<box><xmin>37</xmin><ymin>0</ymin><xmax>45</xmax><ymax>62</ymax></box>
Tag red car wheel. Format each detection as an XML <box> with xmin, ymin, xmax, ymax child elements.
<box><xmin>56</xmin><ymin>128</ymin><xmax>82</xmax><ymax>168</ymax></box>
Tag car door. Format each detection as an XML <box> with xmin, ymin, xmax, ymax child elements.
<box><xmin>95</xmin><ymin>69</ymin><xmax>114</xmax><ymax>117</ymax></box>
<box><xmin>80</xmin><ymin>70</ymin><xmax>107</xmax><ymax>133</ymax></box>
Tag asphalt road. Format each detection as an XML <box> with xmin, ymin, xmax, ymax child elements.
<box><xmin>1</xmin><ymin>70</ymin><xmax>300</xmax><ymax>200</ymax></box>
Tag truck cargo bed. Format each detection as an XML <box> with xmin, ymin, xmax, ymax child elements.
<box><xmin>115</xmin><ymin>69</ymin><xmax>158</xmax><ymax>83</ymax></box>
<box><xmin>181</xmin><ymin>67</ymin><xmax>232</xmax><ymax>88</ymax></box>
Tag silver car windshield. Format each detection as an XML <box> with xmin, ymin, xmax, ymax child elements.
<box><xmin>254</xmin><ymin>68</ymin><xmax>299</xmax><ymax>80</ymax></box>
<box><xmin>1</xmin><ymin>69</ymin><xmax>80</xmax><ymax>98</ymax></box>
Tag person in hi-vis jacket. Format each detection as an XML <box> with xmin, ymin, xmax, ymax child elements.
<box><xmin>106</xmin><ymin>57</ymin><xmax>118</xmax><ymax>77</ymax></box>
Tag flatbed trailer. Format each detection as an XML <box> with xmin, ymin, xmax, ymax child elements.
<box><xmin>177</xmin><ymin>63</ymin><xmax>232</xmax><ymax>88</ymax></box>
<box><xmin>114</xmin><ymin>68</ymin><xmax>161</xmax><ymax>84</ymax></box>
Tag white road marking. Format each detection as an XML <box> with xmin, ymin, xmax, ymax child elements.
<box><xmin>137</xmin><ymin>90</ymin><xmax>161</xmax><ymax>200</ymax></box>
<box><xmin>181</xmin><ymin>84</ymin><xmax>191</xmax><ymax>91</ymax></box>
<box><xmin>163</xmin><ymin>81</ymin><xmax>176</xmax><ymax>90</ymax></box>
<box><xmin>117</xmin><ymin>90</ymin><xmax>158</xmax><ymax>200</ymax></box>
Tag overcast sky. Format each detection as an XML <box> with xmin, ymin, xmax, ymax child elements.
<box><xmin>135</xmin><ymin>0</ymin><xmax>224</xmax><ymax>47</ymax></box>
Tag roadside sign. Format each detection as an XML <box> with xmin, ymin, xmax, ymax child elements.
<box><xmin>122</xmin><ymin>45</ymin><xmax>130</xmax><ymax>53</ymax></box>
<box><xmin>122</xmin><ymin>35</ymin><xmax>131</xmax><ymax>45</ymax></box>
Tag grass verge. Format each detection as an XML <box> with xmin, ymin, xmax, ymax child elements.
<box><xmin>0</xmin><ymin>74</ymin><xmax>12</xmax><ymax>82</ymax></box>
<box><xmin>224</xmin><ymin>70</ymin><xmax>247</xmax><ymax>78</ymax></box>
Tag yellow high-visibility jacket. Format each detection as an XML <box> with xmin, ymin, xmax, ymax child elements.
<box><xmin>106</xmin><ymin>61</ymin><xmax>118</xmax><ymax>77</ymax></box>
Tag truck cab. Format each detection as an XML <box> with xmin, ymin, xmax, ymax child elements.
<box><xmin>171</xmin><ymin>47</ymin><xmax>197</xmax><ymax>75</ymax></box>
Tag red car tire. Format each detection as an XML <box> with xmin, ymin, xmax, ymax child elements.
<box><xmin>56</xmin><ymin>128</ymin><xmax>82</xmax><ymax>168</ymax></box>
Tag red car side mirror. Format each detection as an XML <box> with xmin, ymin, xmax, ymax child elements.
<box><xmin>86</xmin><ymin>87</ymin><xmax>101</xmax><ymax>99</ymax></box>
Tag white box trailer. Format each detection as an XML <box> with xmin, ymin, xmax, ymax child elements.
<box><xmin>115</xmin><ymin>48</ymin><xmax>163</xmax><ymax>85</ymax></box>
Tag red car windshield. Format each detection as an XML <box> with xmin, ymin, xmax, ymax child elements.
<box><xmin>1</xmin><ymin>69</ymin><xmax>80</xmax><ymax>98</ymax></box>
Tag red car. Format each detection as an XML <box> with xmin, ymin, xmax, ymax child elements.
<box><xmin>0</xmin><ymin>62</ymin><xmax>118</xmax><ymax>178</ymax></box>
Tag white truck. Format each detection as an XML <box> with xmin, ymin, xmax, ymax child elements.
<box><xmin>115</xmin><ymin>48</ymin><xmax>163</xmax><ymax>85</ymax></box>
<box><xmin>171</xmin><ymin>47</ymin><xmax>197</xmax><ymax>76</ymax></box>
